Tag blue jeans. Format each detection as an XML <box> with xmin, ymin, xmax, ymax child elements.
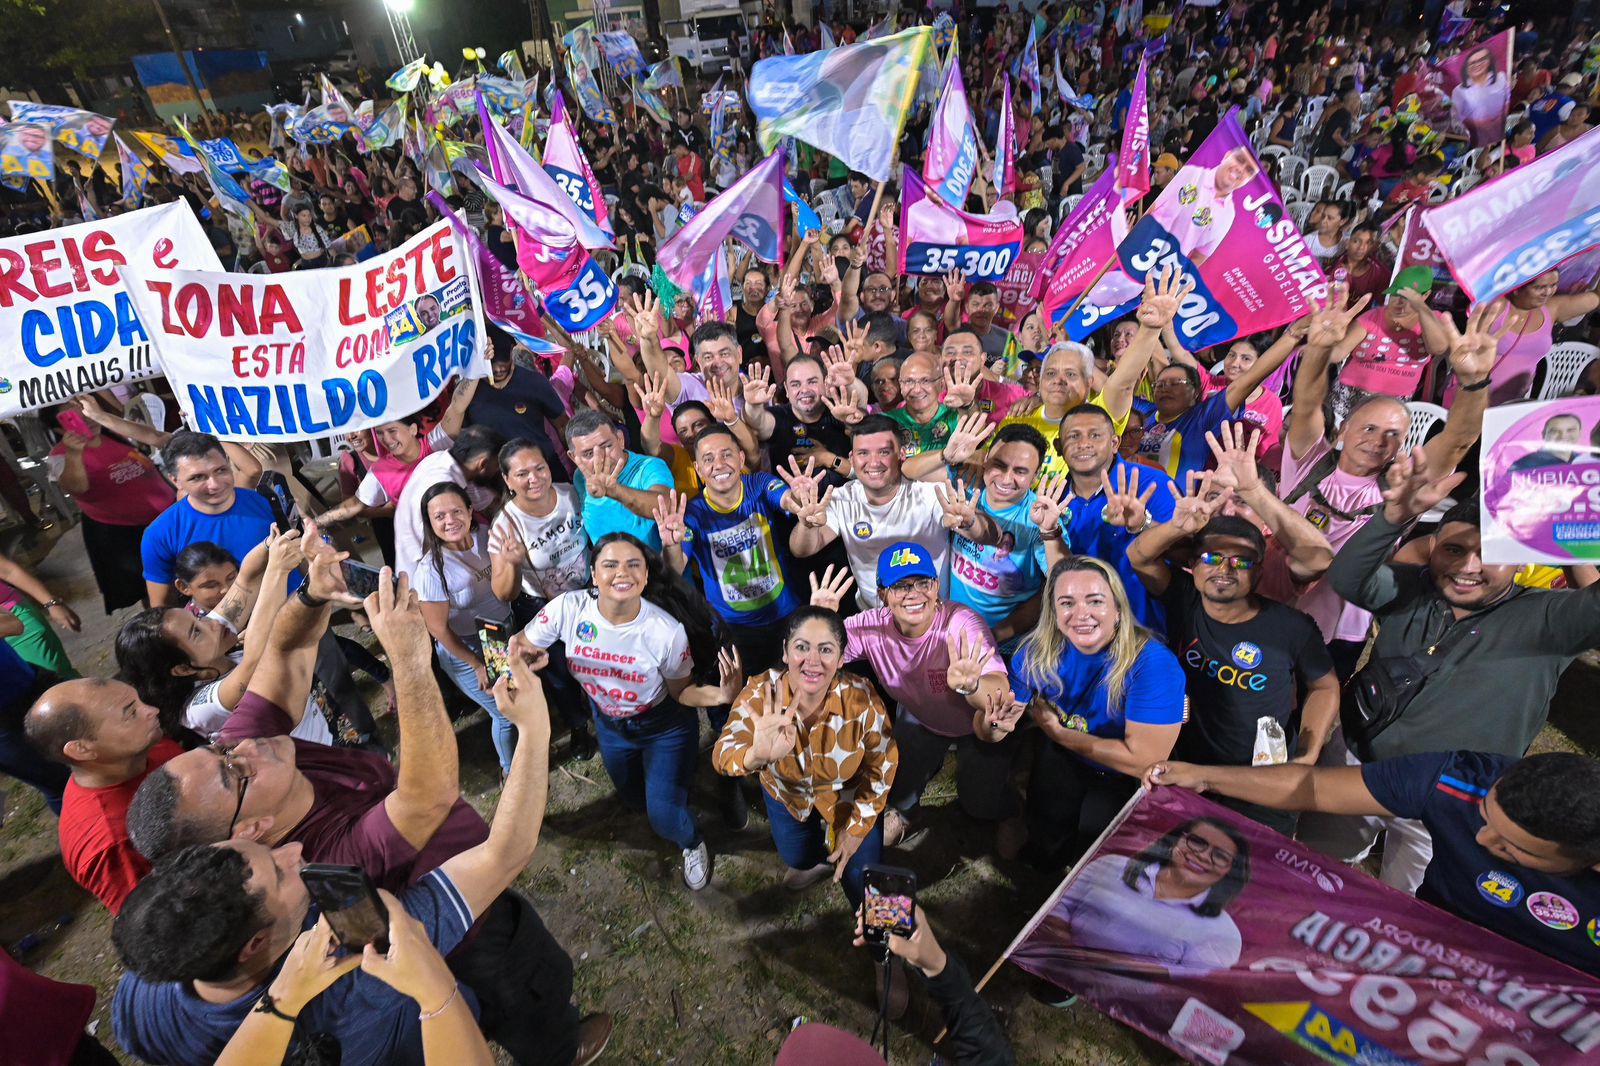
<box><xmin>436</xmin><ymin>637</ymin><xmax>514</xmax><ymax>775</ymax></box>
<box><xmin>593</xmin><ymin>701</ymin><xmax>701</xmax><ymax>850</ymax></box>
<box><xmin>761</xmin><ymin>789</ymin><xmax>884</xmax><ymax>908</ymax></box>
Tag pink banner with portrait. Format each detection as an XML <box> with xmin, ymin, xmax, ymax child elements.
<box><xmin>1005</xmin><ymin>787</ymin><xmax>1600</xmax><ymax>1066</ymax></box>
<box><xmin>1481</xmin><ymin>396</ymin><xmax>1600</xmax><ymax>565</ymax></box>
<box><xmin>898</xmin><ymin>165</ymin><xmax>1024</xmax><ymax>281</ymax></box>
<box><xmin>1409</xmin><ymin>29</ymin><xmax>1515</xmax><ymax>150</ymax></box>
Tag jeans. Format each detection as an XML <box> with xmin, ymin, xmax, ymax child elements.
<box><xmin>593</xmin><ymin>701</ymin><xmax>702</xmax><ymax>850</ymax></box>
<box><xmin>436</xmin><ymin>636</ymin><xmax>515</xmax><ymax>774</ymax></box>
<box><xmin>761</xmin><ymin>788</ymin><xmax>883</xmax><ymax>908</ymax></box>
<box><xmin>0</xmin><ymin>724</ymin><xmax>66</xmax><ymax>814</ymax></box>
<box><xmin>887</xmin><ymin>711</ymin><xmax>1018</xmax><ymax>821</ymax></box>
<box><xmin>447</xmin><ymin>891</ymin><xmax>579</xmax><ymax>1066</ymax></box>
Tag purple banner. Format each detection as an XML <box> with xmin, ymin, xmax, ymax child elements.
<box><xmin>924</xmin><ymin>58</ymin><xmax>979</xmax><ymax>208</ymax></box>
<box><xmin>899</xmin><ymin>165</ymin><xmax>1023</xmax><ymax>280</ymax></box>
<box><xmin>1423</xmin><ymin>124</ymin><xmax>1600</xmax><ymax>306</ymax></box>
<box><xmin>1118</xmin><ymin>57</ymin><xmax>1151</xmax><ymax>205</ymax></box>
<box><xmin>1008</xmin><ymin>787</ymin><xmax>1600</xmax><ymax>1066</ymax></box>
<box><xmin>429</xmin><ymin>192</ymin><xmax>547</xmax><ymax>341</ymax></box>
<box><xmin>657</xmin><ymin>151</ymin><xmax>785</xmax><ymax>291</ymax></box>
<box><xmin>543</xmin><ymin>93</ymin><xmax>612</xmax><ymax>235</ymax></box>
<box><xmin>1414</xmin><ymin>29</ymin><xmax>1514</xmax><ymax>149</ymax></box>
<box><xmin>997</xmin><ymin>250</ymin><xmax>1045</xmax><ymax>323</ymax></box>
<box><xmin>993</xmin><ymin>77</ymin><xmax>1017</xmax><ymax>199</ymax></box>
<box><xmin>1481</xmin><ymin>396</ymin><xmax>1600</xmax><ymax>564</ymax></box>
<box><xmin>1035</xmin><ymin>162</ymin><xmax>1125</xmax><ymax>323</ymax></box>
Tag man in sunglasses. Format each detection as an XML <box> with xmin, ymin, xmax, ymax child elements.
<box><xmin>1124</xmin><ymin>496</ymin><xmax>1340</xmax><ymax>835</ymax></box>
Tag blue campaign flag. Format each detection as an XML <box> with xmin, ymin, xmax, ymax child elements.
<box><xmin>783</xmin><ymin>179</ymin><xmax>822</xmax><ymax>236</ymax></box>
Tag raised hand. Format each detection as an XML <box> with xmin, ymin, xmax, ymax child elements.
<box><xmin>714</xmin><ymin>646</ymin><xmax>745</xmax><ymax>704</ymax></box>
<box><xmin>980</xmin><ymin>688</ymin><xmax>1027</xmax><ymax>736</ymax></box>
<box><xmin>639</xmin><ymin>371</ymin><xmax>669</xmax><ymax>420</ymax></box>
<box><xmin>1381</xmin><ymin>445</ymin><xmax>1467</xmax><ymax>524</ymax></box>
<box><xmin>742</xmin><ymin>363</ymin><xmax>778</xmax><ymax>408</ymax></box>
<box><xmin>822</xmin><ymin>344</ymin><xmax>858</xmax><ymax>390</ymax></box>
<box><xmin>824</xmin><ymin>384</ymin><xmax>866</xmax><ymax>425</ymax></box>
<box><xmin>1170</xmin><ymin>470</ymin><xmax>1224</xmax><ymax>534</ymax></box>
<box><xmin>942</xmin><ymin>359</ymin><xmax>982</xmax><ymax>409</ymax></box>
<box><xmin>625</xmin><ymin>291</ymin><xmax>662</xmax><ymax>340</ymax></box>
<box><xmin>1028</xmin><ymin>472</ymin><xmax>1071</xmax><ymax>534</ymax></box>
<box><xmin>808</xmin><ymin>564</ymin><xmax>856</xmax><ymax>611</ymax></box>
<box><xmin>842</xmin><ymin>321</ymin><xmax>869</xmax><ymax>367</ymax></box>
<box><xmin>777</xmin><ymin>274</ymin><xmax>798</xmax><ymax>311</ymax></box>
<box><xmin>652</xmin><ymin>489</ymin><xmax>690</xmax><ymax>548</ymax></box>
<box><xmin>935</xmin><ymin>477</ymin><xmax>980</xmax><ymax>533</ymax></box>
<box><xmin>941</xmin><ymin>410</ymin><xmax>997</xmax><ymax>465</ymax></box>
<box><xmin>586</xmin><ymin>454</ymin><xmax>626</xmax><ymax>499</ymax></box>
<box><xmin>794</xmin><ymin>480</ymin><xmax>836</xmax><ymax>529</ymax></box>
<box><xmin>1300</xmin><ymin>285</ymin><xmax>1371</xmax><ymax>349</ymax></box>
<box><xmin>944</xmin><ymin>267</ymin><xmax>966</xmax><ymax>303</ymax></box>
<box><xmin>776</xmin><ymin>454</ymin><xmax>824</xmax><ymax>500</ymax></box>
<box><xmin>705</xmin><ymin>374</ymin><xmax>739</xmax><ymax>423</ymax></box>
<box><xmin>1100</xmin><ymin>463</ymin><xmax>1157</xmax><ymax>529</ymax></box>
<box><xmin>943</xmin><ymin>629</ymin><xmax>990</xmax><ymax>696</ymax></box>
<box><xmin>365</xmin><ymin>570</ymin><xmax>430</xmax><ymax>664</ymax></box>
<box><xmin>1444</xmin><ymin>297</ymin><xmax>1511</xmax><ymax>388</ymax></box>
<box><xmin>747</xmin><ymin>679</ymin><xmax>799</xmax><ymax>765</ymax></box>
<box><xmin>264</xmin><ymin>523</ymin><xmax>306</xmax><ymax>575</ymax></box>
<box><xmin>1204</xmin><ymin>421</ymin><xmax>1262</xmax><ymax>494</ymax></box>
<box><xmin>1134</xmin><ymin>264</ymin><xmax>1192</xmax><ymax>330</ymax></box>
<box><xmin>489</xmin><ymin>525</ymin><xmax>529</xmax><ymax>567</ymax></box>
<box><xmin>267</xmin><ymin>916</ymin><xmax>364</xmax><ymax>1015</ymax></box>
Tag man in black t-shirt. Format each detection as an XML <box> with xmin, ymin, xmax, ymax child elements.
<box><xmin>465</xmin><ymin>331</ymin><xmax>569</xmax><ymax>477</ymax></box>
<box><xmin>1131</xmin><ymin>515</ymin><xmax>1338</xmax><ymax>833</ymax></box>
<box><xmin>1147</xmin><ymin>751</ymin><xmax>1600</xmax><ymax>978</ymax></box>
<box><xmin>742</xmin><ymin>353</ymin><xmax>852</xmax><ymax>486</ymax></box>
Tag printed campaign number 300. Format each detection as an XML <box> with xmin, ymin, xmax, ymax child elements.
<box><xmin>919</xmin><ymin>246</ymin><xmax>1014</xmax><ymax>277</ymax></box>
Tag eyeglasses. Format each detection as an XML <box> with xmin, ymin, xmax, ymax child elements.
<box><xmin>1177</xmin><ymin>831</ymin><xmax>1237</xmax><ymax>869</ymax></box>
<box><xmin>887</xmin><ymin>577</ymin><xmax>936</xmax><ymax>595</ymax></box>
<box><xmin>899</xmin><ymin>376</ymin><xmax>939</xmax><ymax>388</ymax></box>
<box><xmin>1195</xmin><ymin>550</ymin><xmax>1258</xmax><ymax>571</ymax></box>
<box><xmin>864</xmin><ymin>285</ymin><xmax>894</xmax><ymax>295</ymax></box>
<box><xmin>213</xmin><ymin>743</ymin><xmax>254</xmax><ymax>837</ymax></box>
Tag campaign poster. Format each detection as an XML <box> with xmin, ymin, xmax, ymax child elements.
<box><xmin>1067</xmin><ymin>111</ymin><xmax>1328</xmax><ymax>348</ymax></box>
<box><xmin>0</xmin><ymin>203</ymin><xmax>221</xmax><ymax>416</ymax></box>
<box><xmin>996</xmin><ymin>250</ymin><xmax>1044</xmax><ymax>323</ymax></box>
<box><xmin>1480</xmin><ymin>396</ymin><xmax>1600</xmax><ymax>564</ymax></box>
<box><xmin>127</xmin><ymin>220</ymin><xmax>487</xmax><ymax>442</ymax></box>
<box><xmin>899</xmin><ymin>165</ymin><xmax>1024</xmax><ymax>282</ymax></box>
<box><xmin>0</xmin><ymin>120</ymin><xmax>54</xmax><ymax>187</ymax></box>
<box><xmin>1006</xmin><ymin>787</ymin><xmax>1600</xmax><ymax>1066</ymax></box>
<box><xmin>1414</xmin><ymin>30</ymin><xmax>1515</xmax><ymax>150</ymax></box>
<box><xmin>8</xmin><ymin>101</ymin><xmax>115</xmax><ymax>160</ymax></box>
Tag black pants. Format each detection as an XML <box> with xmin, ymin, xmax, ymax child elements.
<box><xmin>315</xmin><ymin>629</ymin><xmax>378</xmax><ymax>743</ymax></box>
<box><xmin>449</xmin><ymin>890</ymin><xmax>580</xmax><ymax>1066</ymax></box>
<box><xmin>1024</xmin><ymin>740</ymin><xmax>1138</xmax><ymax>875</ymax></box>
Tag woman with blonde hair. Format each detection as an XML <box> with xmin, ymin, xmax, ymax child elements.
<box><xmin>977</xmin><ymin>555</ymin><xmax>1185</xmax><ymax>873</ymax></box>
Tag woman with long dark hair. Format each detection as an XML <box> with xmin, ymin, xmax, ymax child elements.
<box><xmin>517</xmin><ymin>532</ymin><xmax>744</xmax><ymax>891</ymax></box>
<box><xmin>414</xmin><ymin>482</ymin><xmax>516</xmax><ymax>777</ymax></box>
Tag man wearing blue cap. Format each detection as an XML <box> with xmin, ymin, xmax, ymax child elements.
<box><xmin>811</xmin><ymin>540</ymin><xmax>1015</xmax><ymax>852</ymax></box>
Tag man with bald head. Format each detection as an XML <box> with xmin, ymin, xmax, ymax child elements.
<box><xmin>939</xmin><ymin>328</ymin><xmax>1026</xmax><ymax>425</ymax></box>
<box><xmin>885</xmin><ymin>351</ymin><xmax>960</xmax><ymax>457</ymax></box>
<box><xmin>25</xmin><ymin>675</ymin><xmax>186</xmax><ymax>912</ymax></box>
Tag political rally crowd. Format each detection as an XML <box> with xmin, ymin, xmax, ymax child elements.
<box><xmin>5</xmin><ymin>0</ymin><xmax>1600</xmax><ymax>1063</ymax></box>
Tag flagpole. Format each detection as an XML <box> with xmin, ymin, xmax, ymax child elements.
<box><xmin>1055</xmin><ymin>254</ymin><xmax>1122</xmax><ymax>326</ymax></box>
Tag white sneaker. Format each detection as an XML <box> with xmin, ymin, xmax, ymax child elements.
<box><xmin>682</xmin><ymin>842</ymin><xmax>712</xmax><ymax>891</ymax></box>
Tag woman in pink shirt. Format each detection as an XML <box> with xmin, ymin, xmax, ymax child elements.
<box><xmin>1443</xmin><ymin>270</ymin><xmax>1600</xmax><ymax>406</ymax></box>
<box><xmin>1200</xmin><ymin>339</ymin><xmax>1286</xmax><ymax>461</ymax></box>
<box><xmin>1328</xmin><ymin>287</ymin><xmax>1451</xmax><ymax>423</ymax></box>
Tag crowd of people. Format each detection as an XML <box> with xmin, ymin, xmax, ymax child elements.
<box><xmin>5</xmin><ymin>1</ymin><xmax>1600</xmax><ymax>1063</ymax></box>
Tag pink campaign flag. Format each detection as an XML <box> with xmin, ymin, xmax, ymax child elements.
<box><xmin>923</xmin><ymin>52</ymin><xmax>980</xmax><ymax>208</ymax></box>
<box><xmin>1410</xmin><ymin>28</ymin><xmax>1515</xmax><ymax>151</ymax></box>
<box><xmin>1035</xmin><ymin>161</ymin><xmax>1125</xmax><ymax>324</ymax></box>
<box><xmin>543</xmin><ymin>92</ymin><xmax>613</xmax><ymax>236</ymax></box>
<box><xmin>429</xmin><ymin>191</ymin><xmax>547</xmax><ymax>342</ymax></box>
<box><xmin>899</xmin><ymin>165</ymin><xmax>1023</xmax><ymax>281</ymax></box>
<box><xmin>1118</xmin><ymin>56</ymin><xmax>1151</xmax><ymax>205</ymax></box>
<box><xmin>478</xmin><ymin>95</ymin><xmax>612</xmax><ymax>251</ymax></box>
<box><xmin>657</xmin><ymin>150</ymin><xmax>786</xmax><ymax>291</ymax></box>
<box><xmin>1063</xmin><ymin>110</ymin><xmax>1327</xmax><ymax>347</ymax></box>
<box><xmin>992</xmin><ymin>77</ymin><xmax>1017</xmax><ymax>200</ymax></box>
<box><xmin>1422</xmin><ymin>123</ymin><xmax>1600</xmax><ymax>306</ymax></box>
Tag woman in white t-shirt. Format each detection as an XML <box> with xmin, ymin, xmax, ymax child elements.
<box><xmin>488</xmin><ymin>440</ymin><xmax>596</xmax><ymax>756</ymax></box>
<box><xmin>114</xmin><ymin>527</ymin><xmax>334</xmax><ymax>746</ymax></box>
<box><xmin>518</xmin><ymin>533</ymin><xmax>744</xmax><ymax>891</ymax></box>
<box><xmin>414</xmin><ymin>482</ymin><xmax>515</xmax><ymax>775</ymax></box>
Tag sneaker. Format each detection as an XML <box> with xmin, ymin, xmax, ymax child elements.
<box><xmin>682</xmin><ymin>842</ymin><xmax>712</xmax><ymax>891</ymax></box>
<box><xmin>569</xmin><ymin>728</ymin><xmax>597</xmax><ymax>762</ymax></box>
<box><xmin>781</xmin><ymin>862</ymin><xmax>834</xmax><ymax>891</ymax></box>
<box><xmin>719</xmin><ymin>776</ymin><xmax>750</xmax><ymax>830</ymax></box>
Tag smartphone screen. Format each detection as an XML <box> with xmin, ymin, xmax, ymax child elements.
<box><xmin>256</xmin><ymin>471</ymin><xmax>303</xmax><ymax>535</ymax></box>
<box><xmin>342</xmin><ymin>560</ymin><xmax>383</xmax><ymax>600</ymax></box>
<box><xmin>301</xmin><ymin>863</ymin><xmax>389</xmax><ymax>954</ymax></box>
<box><xmin>478</xmin><ymin>618</ymin><xmax>511</xmax><ymax>685</ymax></box>
<box><xmin>861</xmin><ymin>864</ymin><xmax>917</xmax><ymax>945</ymax></box>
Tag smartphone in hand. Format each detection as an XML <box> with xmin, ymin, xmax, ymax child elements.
<box><xmin>341</xmin><ymin>560</ymin><xmax>388</xmax><ymax>600</ymax></box>
<box><xmin>301</xmin><ymin>863</ymin><xmax>390</xmax><ymax>954</ymax></box>
<box><xmin>861</xmin><ymin>864</ymin><xmax>917</xmax><ymax>948</ymax></box>
<box><xmin>478</xmin><ymin>618</ymin><xmax>512</xmax><ymax>685</ymax></box>
<box><xmin>256</xmin><ymin>471</ymin><xmax>303</xmax><ymax>535</ymax></box>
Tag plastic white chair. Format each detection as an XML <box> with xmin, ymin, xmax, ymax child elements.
<box><xmin>1426</xmin><ymin>181</ymin><xmax>1451</xmax><ymax>203</ymax></box>
<box><xmin>1453</xmin><ymin>173</ymin><xmax>1483</xmax><ymax>197</ymax></box>
<box><xmin>1058</xmin><ymin>194</ymin><xmax>1083</xmax><ymax>222</ymax></box>
<box><xmin>1405</xmin><ymin>402</ymin><xmax>1448</xmax><ymax>451</ymax></box>
<box><xmin>1333</xmin><ymin>180</ymin><xmax>1354</xmax><ymax>201</ymax></box>
<box><xmin>1276</xmin><ymin>154</ymin><xmax>1307</xmax><ymax>189</ymax></box>
<box><xmin>1288</xmin><ymin>199</ymin><xmax>1314</xmax><ymax>231</ymax></box>
<box><xmin>1456</xmin><ymin>147</ymin><xmax>1483</xmax><ymax>174</ymax></box>
<box><xmin>1259</xmin><ymin>144</ymin><xmax>1290</xmax><ymax>162</ymax></box>
<box><xmin>1300</xmin><ymin>163</ymin><xmax>1340</xmax><ymax>202</ymax></box>
<box><xmin>1537</xmin><ymin>343</ymin><xmax>1600</xmax><ymax>400</ymax></box>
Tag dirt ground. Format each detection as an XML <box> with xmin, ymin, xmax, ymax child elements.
<box><xmin>4</xmin><ymin>525</ymin><xmax>1597</xmax><ymax>1064</ymax></box>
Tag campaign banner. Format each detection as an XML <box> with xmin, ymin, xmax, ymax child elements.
<box><xmin>8</xmin><ymin>102</ymin><xmax>114</xmax><ymax>160</ymax></box>
<box><xmin>658</xmin><ymin>151</ymin><xmax>785</xmax><ymax>290</ymax></box>
<box><xmin>1006</xmin><ymin>787</ymin><xmax>1600</xmax><ymax>1066</ymax></box>
<box><xmin>924</xmin><ymin>57</ymin><xmax>980</xmax><ymax>208</ymax></box>
<box><xmin>597</xmin><ymin>31</ymin><xmax>646</xmax><ymax>79</ymax></box>
<box><xmin>356</xmin><ymin>97</ymin><xmax>407</xmax><ymax>153</ymax></box>
<box><xmin>783</xmin><ymin>179</ymin><xmax>823</xmax><ymax>237</ymax></box>
<box><xmin>1036</xmin><ymin>163</ymin><xmax>1124</xmax><ymax>323</ymax></box>
<box><xmin>0</xmin><ymin>121</ymin><xmax>54</xmax><ymax>187</ymax></box>
<box><xmin>115</xmin><ymin>134</ymin><xmax>149</xmax><ymax>206</ymax></box>
<box><xmin>543</xmin><ymin>93</ymin><xmax>612</xmax><ymax>234</ymax></box>
<box><xmin>479</xmin><ymin>100</ymin><xmax>612</xmax><ymax>252</ymax></box>
<box><xmin>132</xmin><ymin>131</ymin><xmax>202</xmax><ymax>175</ymax></box>
<box><xmin>541</xmin><ymin>254</ymin><xmax>617</xmax><ymax>333</ymax></box>
<box><xmin>128</xmin><ymin>220</ymin><xmax>487</xmax><ymax>442</ymax></box>
<box><xmin>1422</xmin><ymin>124</ymin><xmax>1600</xmax><ymax>306</ymax></box>
<box><xmin>899</xmin><ymin>166</ymin><xmax>1023</xmax><ymax>281</ymax></box>
<box><xmin>0</xmin><ymin>203</ymin><xmax>221</xmax><ymax>416</ymax></box>
<box><xmin>992</xmin><ymin>78</ymin><xmax>1017</xmax><ymax>199</ymax></box>
<box><xmin>1480</xmin><ymin>396</ymin><xmax>1600</xmax><ymax>564</ymax></box>
<box><xmin>386</xmin><ymin>57</ymin><xmax>428</xmax><ymax>93</ymax></box>
<box><xmin>1118</xmin><ymin>57</ymin><xmax>1151</xmax><ymax>204</ymax></box>
<box><xmin>198</xmin><ymin>137</ymin><xmax>249</xmax><ymax>171</ymax></box>
<box><xmin>1387</xmin><ymin>206</ymin><xmax>1452</xmax><ymax>288</ymax></box>
<box><xmin>996</xmin><ymin>250</ymin><xmax>1045</xmax><ymax>322</ymax></box>
<box><xmin>1412</xmin><ymin>30</ymin><xmax>1515</xmax><ymax>150</ymax></box>
<box><xmin>429</xmin><ymin>193</ymin><xmax>544</xmax><ymax>342</ymax></box>
<box><xmin>646</xmin><ymin>58</ymin><xmax>683</xmax><ymax>92</ymax></box>
<box><xmin>1066</xmin><ymin>112</ymin><xmax>1328</xmax><ymax>348</ymax></box>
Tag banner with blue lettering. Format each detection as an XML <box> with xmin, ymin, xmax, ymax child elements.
<box><xmin>899</xmin><ymin>165</ymin><xmax>1023</xmax><ymax>281</ymax></box>
<box><xmin>126</xmin><ymin>219</ymin><xmax>488</xmax><ymax>442</ymax></box>
<box><xmin>0</xmin><ymin>202</ymin><xmax>221</xmax><ymax>417</ymax></box>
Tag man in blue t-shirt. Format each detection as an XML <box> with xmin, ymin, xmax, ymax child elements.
<box><xmin>140</xmin><ymin>430</ymin><xmax>288</xmax><ymax>607</ymax></box>
<box><xmin>565</xmin><ymin>408</ymin><xmax>673</xmax><ymax>551</ymax></box>
<box><xmin>111</xmin><ymin>654</ymin><xmax>613</xmax><ymax>1066</ymax></box>
<box><xmin>1146</xmin><ymin>751</ymin><xmax>1600</xmax><ymax>977</ymax></box>
<box><xmin>657</xmin><ymin>424</ymin><xmax>803</xmax><ymax>675</ymax></box>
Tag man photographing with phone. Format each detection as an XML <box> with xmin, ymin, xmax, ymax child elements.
<box><xmin>110</xmin><ymin>637</ymin><xmax>613</xmax><ymax>1065</ymax></box>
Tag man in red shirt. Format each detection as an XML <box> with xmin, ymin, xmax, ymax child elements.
<box><xmin>25</xmin><ymin>676</ymin><xmax>183</xmax><ymax>913</ymax></box>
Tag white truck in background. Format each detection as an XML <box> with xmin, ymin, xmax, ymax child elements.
<box><xmin>664</xmin><ymin>0</ymin><xmax>753</xmax><ymax>74</ymax></box>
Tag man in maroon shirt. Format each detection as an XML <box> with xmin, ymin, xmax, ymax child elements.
<box><xmin>125</xmin><ymin>546</ymin><xmax>598</xmax><ymax>1065</ymax></box>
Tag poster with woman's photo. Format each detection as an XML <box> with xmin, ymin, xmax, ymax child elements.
<box><xmin>1481</xmin><ymin>396</ymin><xmax>1600</xmax><ymax>565</ymax></box>
<box><xmin>1428</xmin><ymin>30</ymin><xmax>1515</xmax><ymax>149</ymax></box>
<box><xmin>1004</xmin><ymin>787</ymin><xmax>1599</xmax><ymax>1066</ymax></box>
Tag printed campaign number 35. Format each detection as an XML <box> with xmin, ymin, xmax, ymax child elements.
<box><xmin>1291</xmin><ymin>967</ymin><xmax>1544</xmax><ymax>1064</ymax></box>
<box><xmin>918</xmin><ymin>246</ymin><xmax>1014</xmax><ymax>277</ymax></box>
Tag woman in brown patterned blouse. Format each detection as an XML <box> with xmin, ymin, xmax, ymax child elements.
<box><xmin>713</xmin><ymin>603</ymin><xmax>898</xmax><ymax>905</ymax></box>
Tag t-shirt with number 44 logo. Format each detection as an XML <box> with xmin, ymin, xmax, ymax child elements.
<box><xmin>681</xmin><ymin>473</ymin><xmax>801</xmax><ymax>628</ymax></box>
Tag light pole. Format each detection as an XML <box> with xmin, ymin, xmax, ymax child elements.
<box><xmin>383</xmin><ymin>0</ymin><xmax>422</xmax><ymax>65</ymax></box>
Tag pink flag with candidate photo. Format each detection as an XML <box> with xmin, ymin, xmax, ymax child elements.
<box><xmin>924</xmin><ymin>55</ymin><xmax>980</xmax><ymax>208</ymax></box>
<box><xmin>899</xmin><ymin>165</ymin><xmax>1023</xmax><ymax>281</ymax></box>
<box><xmin>479</xmin><ymin>95</ymin><xmax>612</xmax><ymax>252</ymax></box>
<box><xmin>1035</xmin><ymin>162</ymin><xmax>1124</xmax><ymax>323</ymax></box>
<box><xmin>1118</xmin><ymin>57</ymin><xmax>1151</xmax><ymax>205</ymax></box>
<box><xmin>657</xmin><ymin>150</ymin><xmax>786</xmax><ymax>291</ymax></box>
<box><xmin>1414</xmin><ymin>29</ymin><xmax>1515</xmax><ymax>149</ymax></box>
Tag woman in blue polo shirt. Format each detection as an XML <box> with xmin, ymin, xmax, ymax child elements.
<box><xmin>982</xmin><ymin>555</ymin><xmax>1186</xmax><ymax>874</ymax></box>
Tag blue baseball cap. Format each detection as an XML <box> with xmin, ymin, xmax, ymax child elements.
<box><xmin>876</xmin><ymin>541</ymin><xmax>937</xmax><ymax>588</ymax></box>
